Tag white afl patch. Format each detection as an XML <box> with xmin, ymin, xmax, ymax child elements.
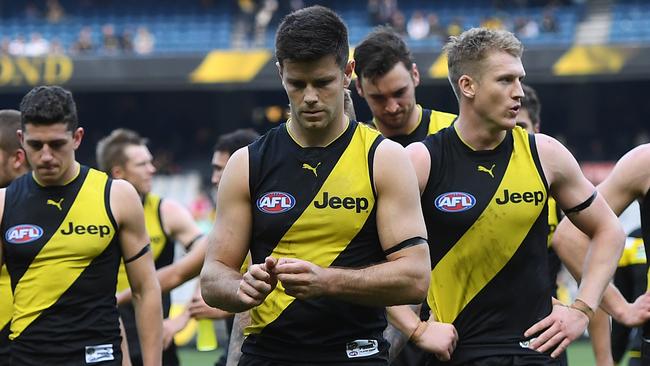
<box><xmin>346</xmin><ymin>339</ymin><xmax>379</xmax><ymax>358</ymax></box>
<box><xmin>85</xmin><ymin>344</ymin><xmax>114</xmax><ymax>364</ymax></box>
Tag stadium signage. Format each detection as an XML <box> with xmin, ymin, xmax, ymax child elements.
<box><xmin>0</xmin><ymin>55</ymin><xmax>73</xmax><ymax>87</ymax></box>
<box><xmin>257</xmin><ymin>192</ymin><xmax>295</xmax><ymax>214</ymax></box>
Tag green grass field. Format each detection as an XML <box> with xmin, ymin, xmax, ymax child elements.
<box><xmin>177</xmin><ymin>339</ymin><xmax>628</xmax><ymax>365</ymax></box>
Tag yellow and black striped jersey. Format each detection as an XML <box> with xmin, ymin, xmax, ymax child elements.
<box><xmin>370</xmin><ymin>104</ymin><xmax>456</xmax><ymax>147</ymax></box>
<box><xmin>0</xmin><ymin>264</ymin><xmax>11</xmax><ymax>365</ymax></box>
<box><xmin>1</xmin><ymin>166</ymin><xmax>121</xmax><ymax>364</ymax></box>
<box><xmin>243</xmin><ymin>120</ymin><xmax>388</xmax><ymax>363</ymax></box>
<box><xmin>421</xmin><ymin>126</ymin><xmax>551</xmax><ymax>365</ymax></box>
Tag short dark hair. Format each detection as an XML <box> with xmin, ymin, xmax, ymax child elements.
<box><xmin>521</xmin><ymin>84</ymin><xmax>541</xmax><ymax>127</ymax></box>
<box><xmin>354</xmin><ymin>26</ymin><xmax>414</xmax><ymax>82</ymax></box>
<box><xmin>19</xmin><ymin>85</ymin><xmax>78</xmax><ymax>131</ymax></box>
<box><xmin>0</xmin><ymin>110</ymin><xmax>22</xmax><ymax>153</ymax></box>
<box><xmin>96</xmin><ymin>128</ymin><xmax>148</xmax><ymax>174</ymax></box>
<box><xmin>214</xmin><ymin>129</ymin><xmax>260</xmax><ymax>156</ymax></box>
<box><xmin>275</xmin><ymin>5</ymin><xmax>349</xmax><ymax>69</ymax></box>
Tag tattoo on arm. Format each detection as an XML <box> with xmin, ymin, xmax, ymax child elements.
<box><xmin>226</xmin><ymin>312</ymin><xmax>250</xmax><ymax>366</ymax></box>
<box><xmin>384</xmin><ymin>304</ymin><xmax>419</xmax><ymax>363</ymax></box>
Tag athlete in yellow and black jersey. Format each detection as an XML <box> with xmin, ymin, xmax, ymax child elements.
<box><xmin>1</xmin><ymin>166</ymin><xmax>122</xmax><ymax>365</ymax></box>
<box><xmin>116</xmin><ymin>193</ymin><xmax>177</xmax><ymax>366</ymax></box>
<box><xmin>421</xmin><ymin>126</ymin><xmax>552</xmax><ymax>365</ymax></box>
<box><xmin>0</xmin><ymin>265</ymin><xmax>12</xmax><ymax>366</ymax></box>
<box><xmin>369</xmin><ymin>105</ymin><xmax>456</xmax><ymax>148</ymax></box>
<box><xmin>241</xmin><ymin>120</ymin><xmax>390</xmax><ymax>363</ymax></box>
<box><xmin>610</xmin><ymin>230</ymin><xmax>647</xmax><ymax>365</ymax></box>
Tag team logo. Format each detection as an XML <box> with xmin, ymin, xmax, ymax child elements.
<box><xmin>47</xmin><ymin>198</ymin><xmax>64</xmax><ymax>210</ymax></box>
<box><xmin>257</xmin><ymin>192</ymin><xmax>295</xmax><ymax>214</ymax></box>
<box><xmin>302</xmin><ymin>162</ymin><xmax>321</xmax><ymax>177</ymax></box>
<box><xmin>435</xmin><ymin>192</ymin><xmax>476</xmax><ymax>212</ymax></box>
<box><xmin>5</xmin><ymin>224</ymin><xmax>44</xmax><ymax>244</ymax></box>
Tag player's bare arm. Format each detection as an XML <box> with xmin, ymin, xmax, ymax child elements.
<box><xmin>116</xmin><ymin>228</ymin><xmax>208</xmax><ymax>306</ymax></box>
<box><xmin>375</xmin><ymin>141</ymin><xmax>458</xmax><ymax>361</ymax></box>
<box><xmin>160</xmin><ymin>198</ymin><xmax>206</xmax><ymax>250</ymax></box>
<box><xmin>553</xmin><ymin>144</ymin><xmax>650</xmax><ymax>326</ymax></box>
<box><xmin>200</xmin><ymin>148</ymin><xmax>275</xmax><ymax>313</ymax></box>
<box><xmin>112</xmin><ymin>179</ymin><xmax>163</xmax><ymax>366</ymax></box>
<box><xmin>526</xmin><ymin>134</ymin><xmax>625</xmax><ymax>357</ymax></box>
<box><xmin>275</xmin><ymin>140</ymin><xmax>430</xmax><ymax>305</ymax></box>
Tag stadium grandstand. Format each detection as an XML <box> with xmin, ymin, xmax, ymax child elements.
<box><xmin>0</xmin><ymin>1</ymin><xmax>648</xmax><ymax>364</ymax></box>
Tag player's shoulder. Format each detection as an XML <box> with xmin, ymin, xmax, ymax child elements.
<box><xmin>110</xmin><ymin>179</ymin><xmax>140</xmax><ymax>202</ymax></box>
<box><xmin>620</xmin><ymin>143</ymin><xmax>650</xmax><ymax>167</ymax></box>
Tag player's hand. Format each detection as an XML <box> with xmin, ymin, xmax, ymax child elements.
<box><xmin>524</xmin><ymin>304</ymin><xmax>588</xmax><ymax>358</ymax></box>
<box><xmin>189</xmin><ymin>294</ymin><xmax>232</xmax><ymax>320</ymax></box>
<box><xmin>162</xmin><ymin>311</ymin><xmax>190</xmax><ymax>350</ymax></box>
<box><xmin>616</xmin><ymin>292</ymin><xmax>650</xmax><ymax>327</ymax></box>
<box><xmin>236</xmin><ymin>256</ymin><xmax>278</xmax><ymax>308</ymax></box>
<box><xmin>274</xmin><ymin>258</ymin><xmax>329</xmax><ymax>299</ymax></box>
<box><xmin>412</xmin><ymin>321</ymin><xmax>458</xmax><ymax>361</ymax></box>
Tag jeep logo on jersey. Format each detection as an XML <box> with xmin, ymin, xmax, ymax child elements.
<box><xmin>495</xmin><ymin>189</ymin><xmax>545</xmax><ymax>206</ymax></box>
<box><xmin>60</xmin><ymin>222</ymin><xmax>112</xmax><ymax>237</ymax></box>
<box><xmin>5</xmin><ymin>224</ymin><xmax>44</xmax><ymax>244</ymax></box>
<box><xmin>435</xmin><ymin>192</ymin><xmax>476</xmax><ymax>212</ymax></box>
<box><xmin>313</xmin><ymin>192</ymin><xmax>369</xmax><ymax>213</ymax></box>
<box><xmin>257</xmin><ymin>192</ymin><xmax>295</xmax><ymax>214</ymax></box>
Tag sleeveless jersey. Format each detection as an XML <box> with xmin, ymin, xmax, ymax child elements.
<box><xmin>619</xmin><ymin>230</ymin><xmax>646</xmax><ymax>267</ymax></box>
<box><xmin>0</xmin><ymin>264</ymin><xmax>11</xmax><ymax>365</ymax></box>
<box><xmin>243</xmin><ymin>120</ymin><xmax>387</xmax><ymax>362</ymax></box>
<box><xmin>421</xmin><ymin>126</ymin><xmax>551</xmax><ymax>364</ymax></box>
<box><xmin>116</xmin><ymin>193</ymin><xmax>176</xmax><ymax>364</ymax></box>
<box><xmin>372</xmin><ymin>105</ymin><xmax>456</xmax><ymax>147</ymax></box>
<box><xmin>1</xmin><ymin>166</ymin><xmax>121</xmax><ymax>364</ymax></box>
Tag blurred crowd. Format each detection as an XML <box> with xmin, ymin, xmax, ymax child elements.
<box><xmin>1</xmin><ymin>0</ymin><xmax>155</xmax><ymax>57</ymax></box>
<box><xmin>368</xmin><ymin>0</ymin><xmax>563</xmax><ymax>43</ymax></box>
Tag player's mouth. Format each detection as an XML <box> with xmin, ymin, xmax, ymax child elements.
<box><xmin>507</xmin><ymin>105</ymin><xmax>520</xmax><ymax>117</ymax></box>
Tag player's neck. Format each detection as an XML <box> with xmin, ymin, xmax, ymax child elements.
<box><xmin>375</xmin><ymin>104</ymin><xmax>421</xmax><ymax>138</ymax></box>
<box><xmin>455</xmin><ymin>112</ymin><xmax>506</xmax><ymax>151</ymax></box>
<box><xmin>33</xmin><ymin>161</ymin><xmax>80</xmax><ymax>187</ymax></box>
<box><xmin>287</xmin><ymin>113</ymin><xmax>349</xmax><ymax>148</ymax></box>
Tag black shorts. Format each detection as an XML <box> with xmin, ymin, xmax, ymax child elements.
<box><xmin>239</xmin><ymin>353</ymin><xmax>388</xmax><ymax>366</ymax></box>
<box><xmin>10</xmin><ymin>351</ymin><xmax>122</xmax><ymax>366</ymax></box>
<box><xmin>439</xmin><ymin>354</ymin><xmax>561</xmax><ymax>366</ymax></box>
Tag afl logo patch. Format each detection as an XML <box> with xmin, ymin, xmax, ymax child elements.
<box><xmin>5</xmin><ymin>224</ymin><xmax>44</xmax><ymax>244</ymax></box>
<box><xmin>435</xmin><ymin>192</ymin><xmax>476</xmax><ymax>212</ymax></box>
<box><xmin>257</xmin><ymin>192</ymin><xmax>295</xmax><ymax>214</ymax></box>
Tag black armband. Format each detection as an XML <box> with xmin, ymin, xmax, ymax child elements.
<box><xmin>564</xmin><ymin>191</ymin><xmax>597</xmax><ymax>214</ymax></box>
<box><xmin>185</xmin><ymin>234</ymin><xmax>204</xmax><ymax>250</ymax></box>
<box><xmin>124</xmin><ymin>244</ymin><xmax>151</xmax><ymax>264</ymax></box>
<box><xmin>384</xmin><ymin>236</ymin><xmax>428</xmax><ymax>256</ymax></box>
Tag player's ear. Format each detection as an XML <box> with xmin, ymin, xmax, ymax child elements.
<box><xmin>459</xmin><ymin>75</ymin><xmax>476</xmax><ymax>99</ymax></box>
<box><xmin>72</xmin><ymin>127</ymin><xmax>84</xmax><ymax>149</ymax></box>
<box><xmin>343</xmin><ymin>59</ymin><xmax>354</xmax><ymax>88</ymax></box>
<box><xmin>111</xmin><ymin>165</ymin><xmax>125</xmax><ymax>179</ymax></box>
<box><xmin>411</xmin><ymin>63</ymin><xmax>420</xmax><ymax>88</ymax></box>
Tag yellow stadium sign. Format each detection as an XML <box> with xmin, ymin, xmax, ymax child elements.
<box><xmin>0</xmin><ymin>55</ymin><xmax>73</xmax><ymax>86</ymax></box>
